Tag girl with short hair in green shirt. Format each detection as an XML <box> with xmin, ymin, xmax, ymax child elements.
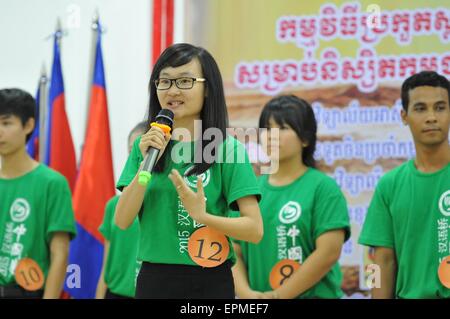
<box><xmin>114</xmin><ymin>43</ymin><xmax>263</xmax><ymax>299</ymax></box>
<box><xmin>232</xmin><ymin>95</ymin><xmax>350</xmax><ymax>299</ymax></box>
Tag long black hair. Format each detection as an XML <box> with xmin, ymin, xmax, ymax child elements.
<box><xmin>259</xmin><ymin>95</ymin><xmax>317</xmax><ymax>168</ymax></box>
<box><xmin>148</xmin><ymin>43</ymin><xmax>228</xmax><ymax>175</ymax></box>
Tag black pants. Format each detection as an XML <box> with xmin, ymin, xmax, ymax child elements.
<box><xmin>0</xmin><ymin>285</ymin><xmax>44</xmax><ymax>299</ymax></box>
<box><xmin>105</xmin><ymin>289</ymin><xmax>133</xmax><ymax>299</ymax></box>
<box><xmin>136</xmin><ymin>261</ymin><xmax>235</xmax><ymax>299</ymax></box>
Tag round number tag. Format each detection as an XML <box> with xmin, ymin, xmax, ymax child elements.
<box><xmin>438</xmin><ymin>255</ymin><xmax>450</xmax><ymax>288</ymax></box>
<box><xmin>188</xmin><ymin>227</ymin><xmax>230</xmax><ymax>268</ymax></box>
<box><xmin>15</xmin><ymin>258</ymin><xmax>44</xmax><ymax>291</ymax></box>
<box><xmin>269</xmin><ymin>259</ymin><xmax>301</xmax><ymax>289</ymax></box>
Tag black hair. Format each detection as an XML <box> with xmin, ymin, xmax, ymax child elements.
<box><xmin>128</xmin><ymin>121</ymin><xmax>148</xmax><ymax>142</ymax></box>
<box><xmin>148</xmin><ymin>43</ymin><xmax>228</xmax><ymax>175</ymax></box>
<box><xmin>259</xmin><ymin>95</ymin><xmax>317</xmax><ymax>168</ymax></box>
<box><xmin>0</xmin><ymin>88</ymin><xmax>36</xmax><ymax>142</ymax></box>
<box><xmin>401</xmin><ymin>71</ymin><xmax>450</xmax><ymax>111</ymax></box>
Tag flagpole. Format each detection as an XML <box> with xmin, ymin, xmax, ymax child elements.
<box><xmin>38</xmin><ymin>63</ymin><xmax>48</xmax><ymax>162</ymax></box>
<box><xmin>67</xmin><ymin>11</ymin><xmax>115</xmax><ymax>297</ymax></box>
<box><xmin>82</xmin><ymin>10</ymin><xmax>100</xmax><ymax>146</ymax></box>
<box><xmin>56</xmin><ymin>18</ymin><xmax>62</xmax><ymax>47</ymax></box>
<box><xmin>42</xmin><ymin>18</ymin><xmax>63</xmax><ymax>164</ymax></box>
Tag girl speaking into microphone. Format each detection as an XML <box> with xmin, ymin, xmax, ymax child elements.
<box><xmin>115</xmin><ymin>43</ymin><xmax>263</xmax><ymax>299</ymax></box>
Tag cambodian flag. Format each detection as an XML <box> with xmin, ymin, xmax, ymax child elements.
<box><xmin>65</xmin><ymin>20</ymin><xmax>115</xmax><ymax>299</ymax></box>
<box><xmin>45</xmin><ymin>32</ymin><xmax>77</xmax><ymax>191</ymax></box>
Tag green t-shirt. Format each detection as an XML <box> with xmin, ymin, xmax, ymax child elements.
<box><xmin>359</xmin><ymin>160</ymin><xmax>450</xmax><ymax>299</ymax></box>
<box><xmin>99</xmin><ymin>195</ymin><xmax>141</xmax><ymax>297</ymax></box>
<box><xmin>234</xmin><ymin>168</ymin><xmax>350</xmax><ymax>299</ymax></box>
<box><xmin>117</xmin><ymin>136</ymin><xmax>261</xmax><ymax>266</ymax></box>
<box><xmin>0</xmin><ymin>164</ymin><xmax>77</xmax><ymax>286</ymax></box>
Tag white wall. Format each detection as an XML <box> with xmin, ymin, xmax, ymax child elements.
<box><xmin>0</xmin><ymin>0</ymin><xmax>152</xmax><ymax>184</ymax></box>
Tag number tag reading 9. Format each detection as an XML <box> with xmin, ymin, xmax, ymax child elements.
<box><xmin>269</xmin><ymin>259</ymin><xmax>301</xmax><ymax>289</ymax></box>
<box><xmin>14</xmin><ymin>258</ymin><xmax>45</xmax><ymax>291</ymax></box>
<box><xmin>188</xmin><ymin>227</ymin><xmax>230</xmax><ymax>268</ymax></box>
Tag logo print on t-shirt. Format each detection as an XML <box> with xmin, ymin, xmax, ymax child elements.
<box><xmin>183</xmin><ymin>169</ymin><xmax>211</xmax><ymax>188</ymax></box>
<box><xmin>279</xmin><ymin>201</ymin><xmax>302</xmax><ymax>224</ymax></box>
<box><xmin>9</xmin><ymin>198</ymin><xmax>30</xmax><ymax>223</ymax></box>
<box><xmin>438</xmin><ymin>190</ymin><xmax>450</xmax><ymax>217</ymax></box>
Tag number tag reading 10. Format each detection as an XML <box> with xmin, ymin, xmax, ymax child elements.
<box><xmin>269</xmin><ymin>259</ymin><xmax>301</xmax><ymax>289</ymax></box>
<box><xmin>188</xmin><ymin>227</ymin><xmax>230</xmax><ymax>268</ymax></box>
<box><xmin>14</xmin><ymin>258</ymin><xmax>45</xmax><ymax>291</ymax></box>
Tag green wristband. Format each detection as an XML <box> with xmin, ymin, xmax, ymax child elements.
<box><xmin>138</xmin><ymin>171</ymin><xmax>152</xmax><ymax>186</ymax></box>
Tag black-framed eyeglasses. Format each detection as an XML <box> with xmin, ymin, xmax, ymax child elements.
<box><xmin>154</xmin><ymin>77</ymin><xmax>206</xmax><ymax>90</ymax></box>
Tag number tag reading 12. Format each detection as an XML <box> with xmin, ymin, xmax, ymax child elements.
<box><xmin>188</xmin><ymin>226</ymin><xmax>230</xmax><ymax>268</ymax></box>
<box><xmin>14</xmin><ymin>258</ymin><xmax>45</xmax><ymax>291</ymax></box>
<box><xmin>269</xmin><ymin>259</ymin><xmax>301</xmax><ymax>290</ymax></box>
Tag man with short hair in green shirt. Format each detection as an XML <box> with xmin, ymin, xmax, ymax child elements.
<box><xmin>0</xmin><ymin>88</ymin><xmax>76</xmax><ymax>298</ymax></box>
<box><xmin>359</xmin><ymin>71</ymin><xmax>450</xmax><ymax>299</ymax></box>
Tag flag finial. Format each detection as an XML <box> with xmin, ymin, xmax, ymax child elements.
<box><xmin>56</xmin><ymin>17</ymin><xmax>62</xmax><ymax>32</ymax></box>
<box><xmin>54</xmin><ymin>17</ymin><xmax>66</xmax><ymax>44</ymax></box>
<box><xmin>40</xmin><ymin>62</ymin><xmax>47</xmax><ymax>81</ymax></box>
<box><xmin>92</xmin><ymin>9</ymin><xmax>100</xmax><ymax>30</ymax></box>
<box><xmin>43</xmin><ymin>19</ymin><xmax>67</xmax><ymax>41</ymax></box>
<box><xmin>92</xmin><ymin>10</ymin><xmax>107</xmax><ymax>34</ymax></box>
<box><xmin>40</xmin><ymin>62</ymin><xmax>46</xmax><ymax>76</ymax></box>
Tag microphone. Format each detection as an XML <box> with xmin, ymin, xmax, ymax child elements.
<box><xmin>138</xmin><ymin>109</ymin><xmax>174</xmax><ymax>186</ymax></box>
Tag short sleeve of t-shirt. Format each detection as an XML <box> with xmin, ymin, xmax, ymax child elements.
<box><xmin>358</xmin><ymin>177</ymin><xmax>395</xmax><ymax>248</ymax></box>
<box><xmin>99</xmin><ymin>196</ymin><xmax>118</xmax><ymax>241</ymax></box>
<box><xmin>312</xmin><ymin>177</ymin><xmax>351</xmax><ymax>242</ymax></box>
<box><xmin>46</xmin><ymin>175</ymin><xmax>77</xmax><ymax>242</ymax></box>
<box><xmin>117</xmin><ymin>137</ymin><xmax>144</xmax><ymax>191</ymax></box>
<box><xmin>220</xmin><ymin>138</ymin><xmax>261</xmax><ymax>211</ymax></box>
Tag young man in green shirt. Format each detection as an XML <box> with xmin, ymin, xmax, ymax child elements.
<box><xmin>0</xmin><ymin>88</ymin><xmax>76</xmax><ymax>298</ymax></box>
<box><xmin>96</xmin><ymin>122</ymin><xmax>147</xmax><ymax>299</ymax></box>
<box><xmin>359</xmin><ymin>71</ymin><xmax>450</xmax><ymax>298</ymax></box>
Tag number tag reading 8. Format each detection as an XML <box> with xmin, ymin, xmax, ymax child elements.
<box><xmin>14</xmin><ymin>258</ymin><xmax>45</xmax><ymax>291</ymax></box>
<box><xmin>438</xmin><ymin>255</ymin><xmax>450</xmax><ymax>288</ymax></box>
<box><xmin>188</xmin><ymin>227</ymin><xmax>230</xmax><ymax>268</ymax></box>
<box><xmin>269</xmin><ymin>259</ymin><xmax>301</xmax><ymax>290</ymax></box>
